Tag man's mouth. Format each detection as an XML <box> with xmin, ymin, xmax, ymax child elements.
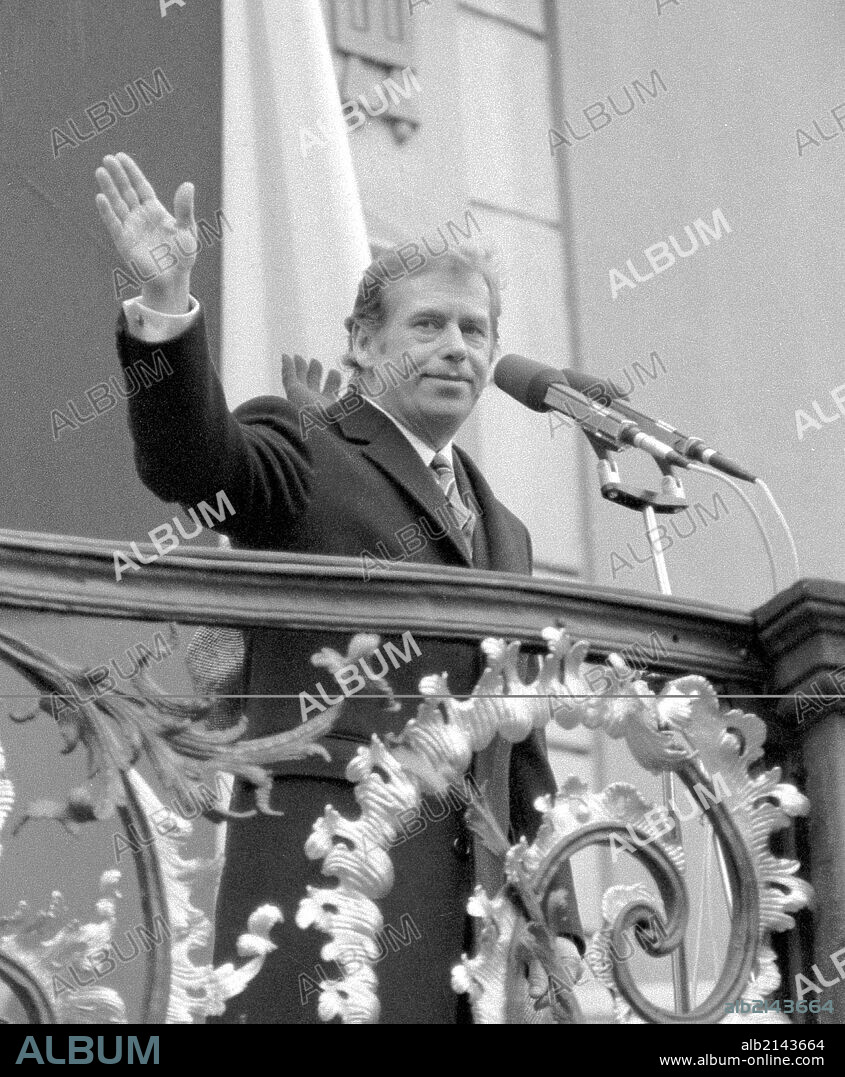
<box><xmin>422</xmin><ymin>373</ymin><xmax>472</xmax><ymax>383</ymax></box>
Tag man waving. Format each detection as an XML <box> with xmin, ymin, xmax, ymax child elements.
<box><xmin>97</xmin><ymin>152</ymin><xmax>580</xmax><ymax>1023</ymax></box>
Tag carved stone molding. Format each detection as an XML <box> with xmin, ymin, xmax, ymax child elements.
<box><xmin>755</xmin><ymin>578</ymin><xmax>845</xmax><ymax>726</ymax></box>
<box><xmin>328</xmin><ymin>0</ymin><xmax>421</xmax><ymax>143</ymax></box>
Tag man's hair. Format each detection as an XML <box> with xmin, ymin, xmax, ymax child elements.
<box><xmin>341</xmin><ymin>239</ymin><xmax>503</xmax><ymax>379</ymax></box>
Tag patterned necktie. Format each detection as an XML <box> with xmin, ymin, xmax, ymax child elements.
<box><xmin>430</xmin><ymin>452</ymin><xmax>477</xmax><ymax>557</ymax></box>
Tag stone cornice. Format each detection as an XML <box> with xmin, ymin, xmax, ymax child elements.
<box><xmin>755</xmin><ymin>578</ymin><xmax>845</xmax><ymax>727</ymax></box>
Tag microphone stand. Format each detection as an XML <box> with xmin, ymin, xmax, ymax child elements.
<box><xmin>591</xmin><ymin>441</ymin><xmax>685</xmax><ymax>593</ymax></box>
<box><xmin>586</xmin><ymin>435</ymin><xmax>693</xmax><ymax>1015</ymax></box>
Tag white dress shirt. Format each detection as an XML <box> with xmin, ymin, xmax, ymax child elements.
<box><xmin>122</xmin><ymin>295</ymin><xmax>200</xmax><ymax>343</ymax></box>
<box><xmin>364</xmin><ymin>398</ymin><xmax>454</xmax><ymax>468</ymax></box>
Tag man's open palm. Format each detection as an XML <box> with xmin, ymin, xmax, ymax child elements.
<box><xmin>95</xmin><ymin>152</ymin><xmax>197</xmax><ymax>295</ymax></box>
<box><xmin>281</xmin><ymin>354</ymin><xmax>344</xmax><ymax>410</ymax></box>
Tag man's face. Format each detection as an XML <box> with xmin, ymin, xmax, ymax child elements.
<box><xmin>352</xmin><ymin>263</ymin><xmax>497</xmax><ymax>449</ymax></box>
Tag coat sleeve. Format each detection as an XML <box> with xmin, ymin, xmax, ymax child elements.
<box><xmin>116</xmin><ymin>308</ymin><xmax>313</xmax><ymax>548</ymax></box>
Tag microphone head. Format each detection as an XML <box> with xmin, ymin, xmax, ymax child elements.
<box><xmin>558</xmin><ymin>367</ymin><xmax>631</xmax><ymax>406</ymax></box>
<box><xmin>494</xmin><ymin>354</ymin><xmax>630</xmax><ymax>411</ymax></box>
<box><xmin>493</xmin><ymin>354</ymin><xmax>557</xmax><ymax>411</ymax></box>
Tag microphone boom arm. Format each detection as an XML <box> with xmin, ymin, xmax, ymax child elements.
<box><xmin>583</xmin><ymin>433</ymin><xmax>690</xmax><ymax>514</ymax></box>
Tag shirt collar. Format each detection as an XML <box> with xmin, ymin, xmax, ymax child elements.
<box><xmin>365</xmin><ymin>398</ymin><xmax>454</xmax><ymax>468</ymax></box>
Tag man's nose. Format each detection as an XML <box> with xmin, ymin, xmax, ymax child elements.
<box><xmin>439</xmin><ymin>323</ymin><xmax>469</xmax><ymax>360</ymax></box>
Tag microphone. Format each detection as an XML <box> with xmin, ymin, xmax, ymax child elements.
<box><xmin>494</xmin><ymin>355</ymin><xmax>689</xmax><ymax>469</ymax></box>
<box><xmin>494</xmin><ymin>354</ymin><xmax>757</xmax><ymax>483</ymax></box>
<box><xmin>493</xmin><ymin>353</ymin><xmax>629</xmax><ymax>410</ymax></box>
<box><xmin>568</xmin><ymin>389</ymin><xmax>758</xmax><ymax>483</ymax></box>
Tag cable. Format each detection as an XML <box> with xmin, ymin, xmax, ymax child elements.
<box><xmin>755</xmin><ymin>478</ymin><xmax>801</xmax><ymax>582</ymax></box>
<box><xmin>686</xmin><ymin>463</ymin><xmax>780</xmax><ymax>596</ymax></box>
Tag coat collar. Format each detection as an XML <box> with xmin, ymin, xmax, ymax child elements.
<box><xmin>338</xmin><ymin>399</ymin><xmax>472</xmax><ymax>565</ymax></box>
<box><xmin>337</xmin><ymin>398</ymin><xmax>526</xmax><ymax>573</ymax></box>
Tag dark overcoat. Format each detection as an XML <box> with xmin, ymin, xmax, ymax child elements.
<box><xmin>116</xmin><ymin>312</ymin><xmax>578</xmax><ymax>1023</ymax></box>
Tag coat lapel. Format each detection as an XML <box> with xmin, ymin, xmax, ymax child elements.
<box><xmin>338</xmin><ymin>399</ymin><xmax>473</xmax><ymax>566</ymax></box>
<box><xmin>453</xmin><ymin>448</ymin><xmax>529</xmax><ymax>574</ymax></box>
<box><xmin>335</xmin><ymin>398</ymin><xmax>533</xmax><ymax>909</ymax></box>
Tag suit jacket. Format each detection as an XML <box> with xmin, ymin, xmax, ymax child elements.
<box><xmin>116</xmin><ymin>311</ymin><xmax>577</xmax><ymax>1023</ymax></box>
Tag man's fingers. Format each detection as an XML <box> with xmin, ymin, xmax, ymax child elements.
<box><xmin>95</xmin><ymin>166</ymin><xmax>130</xmax><ymax>220</ymax></box>
<box><xmin>173</xmin><ymin>182</ymin><xmax>196</xmax><ymax>231</ymax></box>
<box><xmin>324</xmin><ymin>369</ymin><xmax>343</xmax><ymax>400</ymax></box>
<box><xmin>95</xmin><ymin>192</ymin><xmax>124</xmax><ymax>245</ymax></box>
<box><xmin>280</xmin><ymin>353</ymin><xmax>343</xmax><ymax>404</ymax></box>
<box><xmin>293</xmin><ymin>354</ymin><xmax>308</xmax><ymax>384</ymax></box>
<box><xmin>305</xmin><ymin>359</ymin><xmax>322</xmax><ymax>393</ymax></box>
<box><xmin>102</xmin><ymin>154</ymin><xmax>140</xmax><ymax>210</ymax></box>
<box><xmin>280</xmin><ymin>353</ymin><xmax>298</xmax><ymax>396</ymax></box>
<box><xmin>116</xmin><ymin>152</ymin><xmax>157</xmax><ymax>204</ymax></box>
<box><xmin>280</xmin><ymin>354</ymin><xmax>308</xmax><ymax>401</ymax></box>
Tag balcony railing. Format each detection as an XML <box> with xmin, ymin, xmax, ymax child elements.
<box><xmin>0</xmin><ymin>528</ymin><xmax>839</xmax><ymax>1024</ymax></box>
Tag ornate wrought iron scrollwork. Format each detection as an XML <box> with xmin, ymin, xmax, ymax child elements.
<box><xmin>0</xmin><ymin>622</ymin><xmax>813</xmax><ymax>1024</ymax></box>
<box><xmin>299</xmin><ymin>628</ymin><xmax>812</xmax><ymax>1024</ymax></box>
<box><xmin>0</xmin><ymin>627</ymin><xmax>339</xmax><ymax>1024</ymax></box>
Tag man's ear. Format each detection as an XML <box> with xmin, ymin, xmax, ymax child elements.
<box><xmin>482</xmin><ymin>340</ymin><xmax>502</xmax><ymax>387</ymax></box>
<box><xmin>350</xmin><ymin>322</ymin><xmax>378</xmax><ymax>372</ymax></box>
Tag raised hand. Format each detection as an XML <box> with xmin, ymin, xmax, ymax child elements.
<box><xmin>95</xmin><ymin>152</ymin><xmax>196</xmax><ymax>314</ymax></box>
<box><xmin>280</xmin><ymin>354</ymin><xmax>344</xmax><ymax>411</ymax></box>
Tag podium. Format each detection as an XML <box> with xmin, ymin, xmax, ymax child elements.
<box><xmin>0</xmin><ymin>529</ymin><xmax>838</xmax><ymax>1023</ymax></box>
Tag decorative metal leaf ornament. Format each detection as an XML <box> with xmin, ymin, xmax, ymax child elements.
<box><xmin>0</xmin><ymin>628</ymin><xmax>339</xmax><ymax>1023</ymax></box>
<box><xmin>300</xmin><ymin>628</ymin><xmax>812</xmax><ymax>1024</ymax></box>
<box><xmin>0</xmin><ymin>621</ymin><xmax>813</xmax><ymax>1024</ymax></box>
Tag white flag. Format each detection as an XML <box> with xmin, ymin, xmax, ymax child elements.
<box><xmin>222</xmin><ymin>0</ymin><xmax>371</xmax><ymax>406</ymax></box>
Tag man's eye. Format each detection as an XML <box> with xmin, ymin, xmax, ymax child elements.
<box><xmin>416</xmin><ymin>319</ymin><xmax>438</xmax><ymax>330</ymax></box>
<box><xmin>464</xmin><ymin>326</ymin><xmax>486</xmax><ymax>339</ymax></box>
